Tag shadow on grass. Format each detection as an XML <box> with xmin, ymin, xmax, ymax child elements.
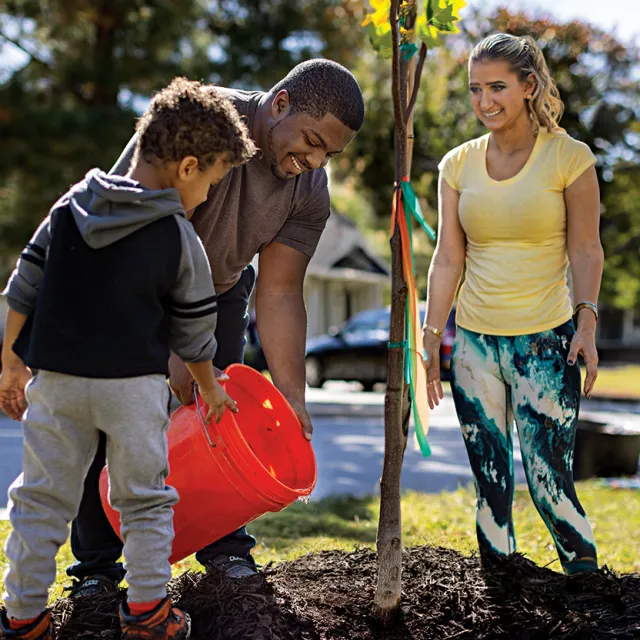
<box><xmin>251</xmin><ymin>495</ymin><xmax>378</xmax><ymax>544</ymax></box>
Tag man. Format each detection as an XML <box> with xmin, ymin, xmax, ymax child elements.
<box><xmin>67</xmin><ymin>59</ymin><xmax>365</xmax><ymax>596</ymax></box>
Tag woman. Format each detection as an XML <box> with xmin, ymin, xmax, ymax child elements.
<box><xmin>423</xmin><ymin>33</ymin><xmax>603</xmax><ymax>575</ymax></box>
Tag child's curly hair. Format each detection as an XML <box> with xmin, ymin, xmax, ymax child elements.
<box><xmin>134</xmin><ymin>77</ymin><xmax>256</xmax><ymax>169</ymax></box>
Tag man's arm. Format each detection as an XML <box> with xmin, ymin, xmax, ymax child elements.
<box><xmin>256</xmin><ymin>241</ymin><xmax>313</xmax><ymax>440</ymax></box>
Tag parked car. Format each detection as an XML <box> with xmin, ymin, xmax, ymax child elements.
<box><xmin>304</xmin><ymin>306</ymin><xmax>456</xmax><ymax>390</ymax></box>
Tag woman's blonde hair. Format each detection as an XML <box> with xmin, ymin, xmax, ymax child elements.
<box><xmin>470</xmin><ymin>33</ymin><xmax>565</xmax><ymax>133</ymax></box>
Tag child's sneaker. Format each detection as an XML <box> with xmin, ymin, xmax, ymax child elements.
<box><xmin>0</xmin><ymin>610</ymin><xmax>53</xmax><ymax>639</ymax></box>
<box><xmin>120</xmin><ymin>598</ymin><xmax>191</xmax><ymax>639</ymax></box>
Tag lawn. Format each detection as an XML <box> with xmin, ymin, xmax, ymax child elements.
<box><xmin>1</xmin><ymin>481</ymin><xmax>638</xmax><ymax>605</ymax></box>
<box><xmin>593</xmin><ymin>364</ymin><xmax>640</xmax><ymax>399</ymax></box>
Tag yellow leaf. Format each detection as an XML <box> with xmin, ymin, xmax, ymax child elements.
<box><xmin>450</xmin><ymin>0</ymin><xmax>467</xmax><ymax>18</ymax></box>
<box><xmin>423</xmin><ymin>0</ymin><xmax>466</xmax><ymax>36</ymax></box>
<box><xmin>372</xmin><ymin>11</ymin><xmax>390</xmax><ymax>27</ymax></box>
<box><xmin>362</xmin><ymin>0</ymin><xmax>391</xmax><ymax>29</ymax></box>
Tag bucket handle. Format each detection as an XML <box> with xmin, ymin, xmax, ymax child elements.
<box><xmin>193</xmin><ymin>382</ymin><xmax>219</xmax><ymax>448</ymax></box>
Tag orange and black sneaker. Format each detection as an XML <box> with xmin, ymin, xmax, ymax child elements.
<box><xmin>0</xmin><ymin>610</ymin><xmax>54</xmax><ymax>639</ymax></box>
<box><xmin>120</xmin><ymin>598</ymin><xmax>191</xmax><ymax>639</ymax></box>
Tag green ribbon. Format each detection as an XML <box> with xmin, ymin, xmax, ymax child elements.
<box><xmin>393</xmin><ymin>179</ymin><xmax>435</xmax><ymax>458</ymax></box>
<box><xmin>400</xmin><ymin>42</ymin><xmax>419</xmax><ymax>61</ymax></box>
<box><xmin>389</xmin><ymin>341</ymin><xmax>408</xmax><ymax>349</ymax></box>
<box><xmin>400</xmin><ymin>180</ymin><xmax>436</xmax><ymax>241</ymax></box>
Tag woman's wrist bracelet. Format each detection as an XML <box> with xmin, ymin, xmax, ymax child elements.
<box><xmin>574</xmin><ymin>301</ymin><xmax>598</xmax><ymax>323</ymax></box>
<box><xmin>424</xmin><ymin>324</ymin><xmax>444</xmax><ymax>339</ymax></box>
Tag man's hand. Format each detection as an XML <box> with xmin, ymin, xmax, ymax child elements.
<box><xmin>169</xmin><ymin>353</ymin><xmax>228</xmax><ymax>406</ymax></box>
<box><xmin>0</xmin><ymin>364</ymin><xmax>32</xmax><ymax>421</ymax></box>
<box><xmin>285</xmin><ymin>396</ymin><xmax>313</xmax><ymax>441</ymax></box>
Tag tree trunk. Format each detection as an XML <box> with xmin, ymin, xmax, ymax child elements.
<box><xmin>92</xmin><ymin>0</ymin><xmax>121</xmax><ymax>106</ymax></box>
<box><xmin>372</xmin><ymin>0</ymin><xmax>416</xmax><ymax>620</ymax></box>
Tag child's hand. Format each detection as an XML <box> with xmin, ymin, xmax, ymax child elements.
<box><xmin>199</xmin><ymin>381</ymin><xmax>238</xmax><ymax>423</ymax></box>
<box><xmin>0</xmin><ymin>364</ymin><xmax>32</xmax><ymax>421</ymax></box>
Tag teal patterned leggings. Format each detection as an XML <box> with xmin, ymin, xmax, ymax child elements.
<box><xmin>450</xmin><ymin>320</ymin><xmax>598</xmax><ymax>575</ymax></box>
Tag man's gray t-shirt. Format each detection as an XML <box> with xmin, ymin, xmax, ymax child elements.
<box><xmin>111</xmin><ymin>88</ymin><xmax>331</xmax><ymax>294</ymax></box>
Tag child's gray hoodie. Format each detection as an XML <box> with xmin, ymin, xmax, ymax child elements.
<box><xmin>3</xmin><ymin>169</ymin><xmax>217</xmax><ymax>376</ymax></box>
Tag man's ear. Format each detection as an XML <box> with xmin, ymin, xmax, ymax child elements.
<box><xmin>177</xmin><ymin>156</ymin><xmax>199</xmax><ymax>181</ymax></box>
<box><xmin>271</xmin><ymin>90</ymin><xmax>291</xmax><ymax>119</ymax></box>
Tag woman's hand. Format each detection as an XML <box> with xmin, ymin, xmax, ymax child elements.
<box><xmin>423</xmin><ymin>330</ymin><xmax>444</xmax><ymax>409</ymax></box>
<box><xmin>567</xmin><ymin>325</ymin><xmax>598</xmax><ymax>398</ymax></box>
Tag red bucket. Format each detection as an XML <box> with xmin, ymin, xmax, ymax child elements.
<box><xmin>99</xmin><ymin>363</ymin><xmax>317</xmax><ymax>564</ymax></box>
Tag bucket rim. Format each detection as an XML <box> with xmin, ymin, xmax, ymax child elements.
<box><xmin>202</xmin><ymin>364</ymin><xmax>317</xmax><ymax>497</ymax></box>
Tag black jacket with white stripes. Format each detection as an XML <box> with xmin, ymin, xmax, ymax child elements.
<box><xmin>4</xmin><ymin>170</ymin><xmax>218</xmax><ymax>378</ymax></box>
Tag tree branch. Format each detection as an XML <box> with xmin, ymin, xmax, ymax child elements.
<box><xmin>390</xmin><ymin>0</ymin><xmax>405</xmax><ymax>131</ymax></box>
<box><xmin>0</xmin><ymin>31</ymin><xmax>51</xmax><ymax>69</ymax></box>
<box><xmin>404</xmin><ymin>42</ymin><xmax>427</xmax><ymax>122</ymax></box>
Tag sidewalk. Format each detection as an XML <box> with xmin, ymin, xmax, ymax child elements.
<box><xmin>306</xmin><ymin>384</ymin><xmax>640</xmax><ymax>421</ymax></box>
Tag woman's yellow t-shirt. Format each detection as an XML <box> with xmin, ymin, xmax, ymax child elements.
<box><xmin>439</xmin><ymin>129</ymin><xmax>596</xmax><ymax>336</ymax></box>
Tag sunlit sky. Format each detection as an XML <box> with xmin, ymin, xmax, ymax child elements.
<box><xmin>467</xmin><ymin>0</ymin><xmax>639</xmax><ymax>44</ymax></box>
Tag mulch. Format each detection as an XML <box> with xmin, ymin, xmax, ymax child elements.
<box><xmin>4</xmin><ymin>545</ymin><xmax>640</xmax><ymax>639</ymax></box>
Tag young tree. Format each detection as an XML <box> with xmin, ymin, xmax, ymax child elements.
<box><xmin>362</xmin><ymin>0</ymin><xmax>465</xmax><ymax>619</ymax></box>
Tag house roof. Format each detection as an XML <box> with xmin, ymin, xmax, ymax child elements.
<box><xmin>308</xmin><ymin>210</ymin><xmax>390</xmax><ymax>277</ymax></box>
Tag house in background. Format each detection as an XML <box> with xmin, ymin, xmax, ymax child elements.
<box><xmin>251</xmin><ymin>210</ymin><xmax>390</xmax><ymax>338</ymax></box>
<box><xmin>304</xmin><ymin>210</ymin><xmax>390</xmax><ymax>337</ymax></box>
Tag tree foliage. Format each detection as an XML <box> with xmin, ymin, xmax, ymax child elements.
<box><xmin>0</xmin><ymin>2</ymin><xmax>638</xmax><ymax>309</ymax></box>
<box><xmin>0</xmin><ymin>0</ymin><xmax>366</xmax><ymax>270</ymax></box>
<box><xmin>338</xmin><ymin>7</ymin><xmax>640</xmax><ymax>308</ymax></box>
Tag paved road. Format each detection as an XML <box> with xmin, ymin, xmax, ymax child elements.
<box><xmin>2</xmin><ymin>385</ymin><xmax>639</xmax><ymax>516</ymax></box>
<box><xmin>0</xmin><ymin>390</ymin><xmax>526</xmax><ymax>516</ymax></box>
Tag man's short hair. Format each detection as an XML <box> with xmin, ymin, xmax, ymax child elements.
<box><xmin>135</xmin><ymin>77</ymin><xmax>256</xmax><ymax>169</ymax></box>
<box><xmin>270</xmin><ymin>59</ymin><xmax>364</xmax><ymax>132</ymax></box>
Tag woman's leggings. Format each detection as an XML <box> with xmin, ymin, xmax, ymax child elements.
<box><xmin>450</xmin><ymin>320</ymin><xmax>598</xmax><ymax>575</ymax></box>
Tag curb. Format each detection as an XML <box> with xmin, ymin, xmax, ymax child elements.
<box><xmin>307</xmin><ymin>402</ymin><xmax>384</xmax><ymax>419</ymax></box>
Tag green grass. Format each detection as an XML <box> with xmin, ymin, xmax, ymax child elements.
<box><xmin>594</xmin><ymin>365</ymin><xmax>640</xmax><ymax>399</ymax></box>
<box><xmin>1</xmin><ymin>481</ymin><xmax>638</xmax><ymax>604</ymax></box>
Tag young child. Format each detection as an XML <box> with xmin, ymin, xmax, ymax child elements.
<box><xmin>0</xmin><ymin>78</ymin><xmax>256</xmax><ymax>640</ymax></box>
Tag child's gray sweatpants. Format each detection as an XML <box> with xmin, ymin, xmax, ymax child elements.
<box><xmin>2</xmin><ymin>370</ymin><xmax>178</xmax><ymax>619</ymax></box>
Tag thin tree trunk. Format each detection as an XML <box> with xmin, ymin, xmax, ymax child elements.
<box><xmin>372</xmin><ymin>0</ymin><xmax>416</xmax><ymax>620</ymax></box>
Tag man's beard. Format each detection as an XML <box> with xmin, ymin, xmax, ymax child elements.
<box><xmin>266</xmin><ymin>120</ymin><xmax>289</xmax><ymax>180</ymax></box>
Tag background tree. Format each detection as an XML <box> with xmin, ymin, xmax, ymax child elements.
<box><xmin>0</xmin><ymin>0</ymin><xmax>367</xmax><ymax>274</ymax></box>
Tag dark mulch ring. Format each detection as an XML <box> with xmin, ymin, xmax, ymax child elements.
<box><xmin>10</xmin><ymin>545</ymin><xmax>640</xmax><ymax>639</ymax></box>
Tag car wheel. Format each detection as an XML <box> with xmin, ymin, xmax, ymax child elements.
<box><xmin>305</xmin><ymin>357</ymin><xmax>325</xmax><ymax>388</ymax></box>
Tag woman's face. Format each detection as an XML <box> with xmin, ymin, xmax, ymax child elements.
<box><xmin>468</xmin><ymin>59</ymin><xmax>533</xmax><ymax>133</ymax></box>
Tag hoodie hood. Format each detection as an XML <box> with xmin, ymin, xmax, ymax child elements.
<box><xmin>62</xmin><ymin>169</ymin><xmax>185</xmax><ymax>249</ymax></box>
